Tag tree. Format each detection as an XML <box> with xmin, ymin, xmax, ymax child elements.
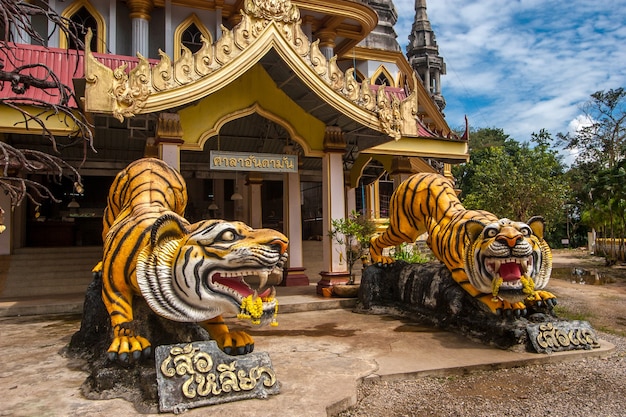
<box><xmin>329</xmin><ymin>211</ymin><xmax>377</xmax><ymax>285</ymax></box>
<box><xmin>558</xmin><ymin>88</ymin><xmax>626</xmax><ymax>259</ymax></box>
<box><xmin>454</xmin><ymin>128</ymin><xmax>569</xmax><ymax>247</ymax></box>
<box><xmin>0</xmin><ymin>0</ymin><xmax>92</xmax><ymax>214</ymax></box>
<box><xmin>558</xmin><ymin>88</ymin><xmax>626</xmax><ymax>169</ymax></box>
<box><xmin>573</xmin><ymin>160</ymin><xmax>626</xmax><ymax>261</ymax></box>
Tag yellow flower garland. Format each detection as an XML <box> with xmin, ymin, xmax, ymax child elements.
<box><xmin>237</xmin><ymin>295</ymin><xmax>279</xmax><ymax>326</ymax></box>
<box><xmin>520</xmin><ymin>276</ymin><xmax>537</xmax><ymax>300</ymax></box>
<box><xmin>491</xmin><ymin>276</ymin><xmax>503</xmax><ymax>301</ymax></box>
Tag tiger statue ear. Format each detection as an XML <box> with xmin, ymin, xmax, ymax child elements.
<box><xmin>527</xmin><ymin>216</ymin><xmax>546</xmax><ymax>240</ymax></box>
<box><xmin>464</xmin><ymin>219</ymin><xmax>487</xmax><ymax>242</ymax></box>
<box><xmin>150</xmin><ymin>214</ymin><xmax>188</xmax><ymax>248</ymax></box>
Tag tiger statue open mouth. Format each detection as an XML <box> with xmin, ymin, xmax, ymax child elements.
<box><xmin>136</xmin><ymin>215</ymin><xmax>288</xmax><ymax>327</ymax></box>
<box><xmin>370</xmin><ymin>173</ymin><xmax>556</xmax><ymax>316</ymax></box>
<box><xmin>465</xmin><ymin>218</ymin><xmax>552</xmax><ymax>306</ymax></box>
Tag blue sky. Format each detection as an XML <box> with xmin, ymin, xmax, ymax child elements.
<box><xmin>392</xmin><ymin>0</ymin><xmax>626</xmax><ymax>153</ymax></box>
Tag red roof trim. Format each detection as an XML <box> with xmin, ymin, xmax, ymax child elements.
<box><xmin>1</xmin><ymin>43</ymin><xmax>156</xmax><ymax>108</ymax></box>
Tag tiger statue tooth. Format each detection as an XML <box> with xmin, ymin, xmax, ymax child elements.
<box><xmin>369</xmin><ymin>173</ymin><xmax>556</xmax><ymax>317</ymax></box>
<box><xmin>258</xmin><ymin>270</ymin><xmax>269</xmax><ymax>289</ymax></box>
<box><xmin>97</xmin><ymin>158</ymin><xmax>288</xmax><ymax>364</ymax></box>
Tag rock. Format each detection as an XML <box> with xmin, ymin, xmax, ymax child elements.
<box><xmin>65</xmin><ymin>275</ymin><xmax>218</xmax><ymax>413</ymax></box>
<box><xmin>357</xmin><ymin>261</ymin><xmax>561</xmax><ymax>351</ymax></box>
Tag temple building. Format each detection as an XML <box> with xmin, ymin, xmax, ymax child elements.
<box><xmin>0</xmin><ymin>0</ymin><xmax>466</xmax><ymax>297</ymax></box>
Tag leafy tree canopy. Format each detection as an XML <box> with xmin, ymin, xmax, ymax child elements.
<box><xmin>557</xmin><ymin>88</ymin><xmax>626</xmax><ymax>169</ymax></box>
<box><xmin>454</xmin><ymin>128</ymin><xmax>569</xmax><ymax>245</ymax></box>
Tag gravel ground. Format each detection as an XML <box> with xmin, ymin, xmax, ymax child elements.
<box><xmin>336</xmin><ymin>249</ymin><xmax>626</xmax><ymax>417</ymax></box>
<box><xmin>336</xmin><ymin>331</ymin><xmax>626</xmax><ymax>417</ymax></box>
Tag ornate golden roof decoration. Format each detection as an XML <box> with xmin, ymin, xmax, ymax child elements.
<box><xmin>83</xmin><ymin>0</ymin><xmax>422</xmax><ymax>140</ymax></box>
<box><xmin>245</xmin><ymin>0</ymin><xmax>299</xmax><ymax>23</ymax></box>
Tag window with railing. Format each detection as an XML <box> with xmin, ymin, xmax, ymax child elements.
<box><xmin>60</xmin><ymin>0</ymin><xmax>105</xmax><ymax>53</ymax></box>
<box><xmin>68</xmin><ymin>7</ymin><xmax>97</xmax><ymax>51</ymax></box>
<box><xmin>182</xmin><ymin>23</ymin><xmax>204</xmax><ymax>54</ymax></box>
<box><xmin>174</xmin><ymin>14</ymin><xmax>212</xmax><ymax>60</ymax></box>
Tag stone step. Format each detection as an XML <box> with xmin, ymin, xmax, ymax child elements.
<box><xmin>4</xmin><ymin>283</ymin><xmax>94</xmax><ymax>298</ymax></box>
<box><xmin>5</xmin><ymin>261</ymin><xmax>100</xmax><ymax>273</ymax></box>
<box><xmin>0</xmin><ymin>247</ymin><xmax>102</xmax><ymax>299</ymax></box>
<box><xmin>10</xmin><ymin>246</ymin><xmax>102</xmax><ymax>258</ymax></box>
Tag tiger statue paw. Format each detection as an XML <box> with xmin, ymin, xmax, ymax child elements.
<box><xmin>369</xmin><ymin>173</ymin><xmax>556</xmax><ymax>319</ymax></box>
<box><xmin>368</xmin><ymin>241</ymin><xmax>396</xmax><ymax>267</ymax></box>
<box><xmin>372</xmin><ymin>257</ymin><xmax>395</xmax><ymax>267</ymax></box>
<box><xmin>107</xmin><ymin>328</ymin><xmax>152</xmax><ymax>364</ymax></box>
<box><xmin>100</xmin><ymin>159</ymin><xmax>288</xmax><ymax>363</ymax></box>
<box><xmin>213</xmin><ymin>331</ymin><xmax>255</xmax><ymax>356</ymax></box>
<box><xmin>480</xmin><ymin>296</ymin><xmax>528</xmax><ymax>317</ymax></box>
<box><xmin>203</xmin><ymin>317</ymin><xmax>255</xmax><ymax>355</ymax></box>
<box><xmin>524</xmin><ymin>290</ymin><xmax>558</xmax><ymax>309</ymax></box>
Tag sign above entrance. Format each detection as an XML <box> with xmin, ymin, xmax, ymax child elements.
<box><xmin>210</xmin><ymin>151</ymin><xmax>298</xmax><ymax>173</ymax></box>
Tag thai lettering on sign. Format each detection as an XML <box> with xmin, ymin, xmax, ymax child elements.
<box><xmin>210</xmin><ymin>151</ymin><xmax>298</xmax><ymax>173</ymax></box>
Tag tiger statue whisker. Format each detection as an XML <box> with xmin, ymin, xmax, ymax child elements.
<box><xmin>369</xmin><ymin>173</ymin><xmax>556</xmax><ymax>317</ymax></box>
<box><xmin>96</xmin><ymin>158</ymin><xmax>288</xmax><ymax>364</ymax></box>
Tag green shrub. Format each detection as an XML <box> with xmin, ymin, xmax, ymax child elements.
<box><xmin>329</xmin><ymin>210</ymin><xmax>377</xmax><ymax>284</ymax></box>
<box><xmin>390</xmin><ymin>242</ymin><xmax>432</xmax><ymax>264</ymax></box>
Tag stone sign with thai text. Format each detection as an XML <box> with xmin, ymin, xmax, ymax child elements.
<box><xmin>526</xmin><ymin>320</ymin><xmax>600</xmax><ymax>354</ymax></box>
<box><xmin>155</xmin><ymin>341</ymin><xmax>280</xmax><ymax>413</ymax></box>
<box><xmin>210</xmin><ymin>151</ymin><xmax>298</xmax><ymax>173</ymax></box>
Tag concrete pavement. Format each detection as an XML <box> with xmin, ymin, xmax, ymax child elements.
<box><xmin>0</xmin><ymin>284</ymin><xmax>615</xmax><ymax>417</ymax></box>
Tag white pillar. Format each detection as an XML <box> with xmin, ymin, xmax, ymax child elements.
<box><xmin>48</xmin><ymin>0</ymin><xmax>59</xmax><ymax>48</ymax></box>
<box><xmin>318</xmin><ymin>31</ymin><xmax>335</xmax><ymax>60</ymax></box>
<box><xmin>320</xmin><ymin>46</ymin><xmax>333</xmax><ymax>60</ymax></box>
<box><xmin>164</xmin><ymin>0</ymin><xmax>173</xmax><ymax>56</ymax></box>
<box><xmin>214</xmin><ymin>7</ymin><xmax>223</xmax><ymax>41</ymax></box>
<box><xmin>159</xmin><ymin>142</ymin><xmax>180</xmax><ymax>170</ymax></box>
<box><xmin>132</xmin><ymin>18</ymin><xmax>150</xmax><ymax>57</ymax></box>
<box><xmin>127</xmin><ymin>0</ymin><xmax>153</xmax><ymax>56</ymax></box>
<box><xmin>346</xmin><ymin>185</ymin><xmax>356</xmax><ymax>214</ymax></box>
<box><xmin>10</xmin><ymin>21</ymin><xmax>30</xmax><ymax>44</ymax></box>
<box><xmin>285</xmin><ymin>172</ymin><xmax>302</xmax><ymax>267</ymax></box>
<box><xmin>281</xmin><ymin>171</ymin><xmax>309</xmax><ymax>286</ymax></box>
<box><xmin>108</xmin><ymin>2</ymin><xmax>117</xmax><ymax>54</ymax></box>
<box><xmin>317</xmin><ymin>127</ymin><xmax>349</xmax><ymax>294</ymax></box>
<box><xmin>322</xmin><ymin>152</ymin><xmax>346</xmax><ymax>273</ymax></box>
<box><xmin>230</xmin><ymin>172</ymin><xmax>247</xmax><ymax>223</ymax></box>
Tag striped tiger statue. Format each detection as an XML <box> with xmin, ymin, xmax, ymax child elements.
<box><xmin>369</xmin><ymin>173</ymin><xmax>555</xmax><ymax>316</ymax></box>
<box><xmin>96</xmin><ymin>158</ymin><xmax>288</xmax><ymax>363</ymax></box>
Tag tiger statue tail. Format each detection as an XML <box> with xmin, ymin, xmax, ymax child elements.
<box><xmin>369</xmin><ymin>173</ymin><xmax>556</xmax><ymax>316</ymax></box>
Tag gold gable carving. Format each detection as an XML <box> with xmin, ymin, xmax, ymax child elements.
<box><xmin>84</xmin><ymin>0</ymin><xmax>421</xmax><ymax>139</ymax></box>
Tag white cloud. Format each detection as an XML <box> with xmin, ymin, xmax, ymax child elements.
<box><xmin>568</xmin><ymin>114</ymin><xmax>594</xmax><ymax>136</ymax></box>
<box><xmin>393</xmin><ymin>0</ymin><xmax>626</xmax><ymax>142</ymax></box>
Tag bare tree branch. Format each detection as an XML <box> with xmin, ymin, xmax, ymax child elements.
<box><xmin>0</xmin><ymin>142</ymin><xmax>84</xmax><ymax>207</ymax></box>
<box><xmin>0</xmin><ymin>0</ymin><xmax>93</xmax><ymax>216</ymax></box>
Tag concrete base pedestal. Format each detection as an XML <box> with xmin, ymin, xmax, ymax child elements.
<box><xmin>316</xmin><ymin>271</ymin><xmax>351</xmax><ymax>295</ymax></box>
<box><xmin>280</xmin><ymin>267</ymin><xmax>310</xmax><ymax>287</ymax></box>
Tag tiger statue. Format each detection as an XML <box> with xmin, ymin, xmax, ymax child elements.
<box><xmin>369</xmin><ymin>173</ymin><xmax>556</xmax><ymax>316</ymax></box>
<box><xmin>96</xmin><ymin>158</ymin><xmax>288</xmax><ymax>363</ymax></box>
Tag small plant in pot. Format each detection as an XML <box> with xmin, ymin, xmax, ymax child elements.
<box><xmin>329</xmin><ymin>210</ymin><xmax>377</xmax><ymax>295</ymax></box>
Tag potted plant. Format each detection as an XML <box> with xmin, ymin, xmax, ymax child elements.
<box><xmin>329</xmin><ymin>210</ymin><xmax>377</xmax><ymax>295</ymax></box>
